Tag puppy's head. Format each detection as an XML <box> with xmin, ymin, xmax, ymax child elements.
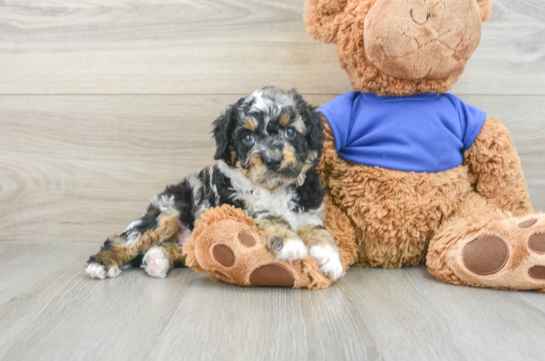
<box><xmin>213</xmin><ymin>87</ymin><xmax>324</xmax><ymax>191</ymax></box>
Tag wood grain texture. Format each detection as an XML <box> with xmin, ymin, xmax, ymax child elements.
<box><xmin>0</xmin><ymin>243</ymin><xmax>544</xmax><ymax>361</ymax></box>
<box><xmin>0</xmin><ymin>94</ymin><xmax>544</xmax><ymax>243</ymax></box>
<box><xmin>0</xmin><ymin>0</ymin><xmax>543</xmax><ymax>95</ymax></box>
<box><xmin>0</xmin><ymin>1</ymin><xmax>543</xmax><ymax>359</ymax></box>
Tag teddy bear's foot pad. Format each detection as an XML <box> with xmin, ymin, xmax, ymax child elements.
<box><xmin>462</xmin><ymin>236</ymin><xmax>509</xmax><ymax>275</ymax></box>
<box><xmin>210</xmin><ymin>236</ymin><xmax>297</xmax><ymax>288</ymax></box>
<box><xmin>455</xmin><ymin>215</ymin><xmax>545</xmax><ymax>290</ymax></box>
<box><xmin>249</xmin><ymin>264</ymin><xmax>295</xmax><ymax>287</ymax></box>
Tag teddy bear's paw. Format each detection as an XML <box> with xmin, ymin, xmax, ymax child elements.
<box><xmin>457</xmin><ymin>215</ymin><xmax>545</xmax><ymax>290</ymax></box>
<box><xmin>142</xmin><ymin>247</ymin><xmax>171</xmax><ymax>278</ymax></box>
<box><xmin>86</xmin><ymin>263</ymin><xmax>121</xmax><ymax>280</ymax></box>
<box><xmin>310</xmin><ymin>245</ymin><xmax>343</xmax><ymax>281</ymax></box>
<box><xmin>206</xmin><ymin>230</ymin><xmax>298</xmax><ymax>288</ymax></box>
<box><xmin>276</xmin><ymin>239</ymin><xmax>308</xmax><ymax>262</ymax></box>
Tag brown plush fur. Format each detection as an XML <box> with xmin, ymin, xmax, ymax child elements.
<box><xmin>321</xmin><ymin>123</ymin><xmax>473</xmax><ymax>268</ymax></box>
<box><xmin>304</xmin><ymin>0</ymin><xmax>545</xmax><ymax>292</ymax></box>
<box><xmin>323</xmin><ymin>194</ymin><xmax>358</xmax><ymax>271</ymax></box>
<box><xmin>319</xmin><ymin>111</ymin><xmax>545</xmax><ymax>291</ymax></box>
<box><xmin>464</xmin><ymin>117</ymin><xmax>533</xmax><ymax>216</ymax></box>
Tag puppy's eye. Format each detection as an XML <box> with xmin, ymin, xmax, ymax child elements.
<box><xmin>284</xmin><ymin>127</ymin><xmax>296</xmax><ymax>140</ymax></box>
<box><xmin>242</xmin><ymin>133</ymin><xmax>255</xmax><ymax>146</ymax></box>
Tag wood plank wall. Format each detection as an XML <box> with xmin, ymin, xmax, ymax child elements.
<box><xmin>0</xmin><ymin>0</ymin><xmax>544</xmax><ymax>243</ymax></box>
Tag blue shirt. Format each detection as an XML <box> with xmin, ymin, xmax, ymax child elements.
<box><xmin>318</xmin><ymin>92</ymin><xmax>487</xmax><ymax>173</ymax></box>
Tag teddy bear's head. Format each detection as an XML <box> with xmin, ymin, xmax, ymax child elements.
<box><xmin>305</xmin><ymin>0</ymin><xmax>492</xmax><ymax>96</ymax></box>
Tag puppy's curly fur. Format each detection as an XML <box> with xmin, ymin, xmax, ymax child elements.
<box><xmin>86</xmin><ymin>87</ymin><xmax>342</xmax><ymax>281</ymax></box>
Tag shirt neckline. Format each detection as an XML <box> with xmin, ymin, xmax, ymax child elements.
<box><xmin>360</xmin><ymin>93</ymin><xmax>441</xmax><ymax>102</ymax></box>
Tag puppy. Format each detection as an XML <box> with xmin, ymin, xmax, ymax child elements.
<box><xmin>86</xmin><ymin>87</ymin><xmax>343</xmax><ymax>281</ymax></box>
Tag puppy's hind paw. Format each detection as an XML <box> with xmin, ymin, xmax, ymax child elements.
<box><xmin>310</xmin><ymin>245</ymin><xmax>343</xmax><ymax>281</ymax></box>
<box><xmin>276</xmin><ymin>239</ymin><xmax>308</xmax><ymax>262</ymax></box>
<box><xmin>86</xmin><ymin>263</ymin><xmax>120</xmax><ymax>280</ymax></box>
<box><xmin>142</xmin><ymin>247</ymin><xmax>170</xmax><ymax>278</ymax></box>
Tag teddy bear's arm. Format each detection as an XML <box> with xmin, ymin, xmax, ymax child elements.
<box><xmin>463</xmin><ymin>117</ymin><xmax>533</xmax><ymax>216</ymax></box>
<box><xmin>317</xmin><ymin>115</ymin><xmax>338</xmax><ymax>189</ymax></box>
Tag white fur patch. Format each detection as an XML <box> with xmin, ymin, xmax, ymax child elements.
<box><xmin>209</xmin><ymin>166</ymin><xmax>220</xmax><ymax>205</ymax></box>
<box><xmin>86</xmin><ymin>263</ymin><xmax>107</xmax><ymax>279</ymax></box>
<box><xmin>143</xmin><ymin>247</ymin><xmax>170</xmax><ymax>278</ymax></box>
<box><xmin>107</xmin><ymin>266</ymin><xmax>121</xmax><ymax>278</ymax></box>
<box><xmin>218</xmin><ymin>161</ymin><xmax>321</xmax><ymax>231</ymax></box>
<box><xmin>177</xmin><ymin>228</ymin><xmax>192</xmax><ymax>245</ymax></box>
<box><xmin>125</xmin><ymin>219</ymin><xmax>142</xmax><ymax>232</ymax></box>
<box><xmin>276</xmin><ymin>239</ymin><xmax>308</xmax><ymax>261</ymax></box>
<box><xmin>151</xmin><ymin>194</ymin><xmax>179</xmax><ymax>216</ymax></box>
<box><xmin>292</xmin><ymin>203</ymin><xmax>325</xmax><ymax>228</ymax></box>
<box><xmin>310</xmin><ymin>245</ymin><xmax>343</xmax><ymax>281</ymax></box>
<box><xmin>186</xmin><ymin>173</ymin><xmax>203</xmax><ymax>205</ymax></box>
<box><xmin>125</xmin><ymin>230</ymin><xmax>141</xmax><ymax>246</ymax></box>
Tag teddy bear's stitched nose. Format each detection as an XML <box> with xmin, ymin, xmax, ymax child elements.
<box><xmin>410</xmin><ymin>7</ymin><xmax>430</xmax><ymax>25</ymax></box>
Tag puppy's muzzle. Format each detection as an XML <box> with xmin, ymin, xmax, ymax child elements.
<box><xmin>265</xmin><ymin>156</ymin><xmax>282</xmax><ymax>171</ymax></box>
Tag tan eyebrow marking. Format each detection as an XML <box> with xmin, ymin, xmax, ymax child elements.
<box><xmin>280</xmin><ymin>113</ymin><xmax>291</xmax><ymax>127</ymax></box>
<box><xmin>290</xmin><ymin>118</ymin><xmax>307</xmax><ymax>135</ymax></box>
<box><xmin>243</xmin><ymin>118</ymin><xmax>258</xmax><ymax>131</ymax></box>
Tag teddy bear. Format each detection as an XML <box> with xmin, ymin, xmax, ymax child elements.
<box><xmin>184</xmin><ymin>0</ymin><xmax>545</xmax><ymax>291</ymax></box>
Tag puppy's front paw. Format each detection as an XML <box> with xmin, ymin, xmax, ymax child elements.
<box><xmin>142</xmin><ymin>247</ymin><xmax>170</xmax><ymax>278</ymax></box>
<box><xmin>86</xmin><ymin>263</ymin><xmax>121</xmax><ymax>279</ymax></box>
<box><xmin>310</xmin><ymin>245</ymin><xmax>343</xmax><ymax>281</ymax></box>
<box><xmin>276</xmin><ymin>239</ymin><xmax>308</xmax><ymax>261</ymax></box>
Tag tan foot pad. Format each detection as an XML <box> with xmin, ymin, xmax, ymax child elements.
<box><xmin>519</xmin><ymin>219</ymin><xmax>538</xmax><ymax>228</ymax></box>
<box><xmin>529</xmin><ymin>233</ymin><xmax>545</xmax><ymax>254</ymax></box>
<box><xmin>212</xmin><ymin>244</ymin><xmax>236</xmax><ymax>267</ymax></box>
<box><xmin>528</xmin><ymin>266</ymin><xmax>545</xmax><ymax>279</ymax></box>
<box><xmin>463</xmin><ymin>235</ymin><xmax>509</xmax><ymax>275</ymax></box>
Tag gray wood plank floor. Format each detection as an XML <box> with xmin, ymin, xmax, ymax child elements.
<box><xmin>0</xmin><ymin>243</ymin><xmax>544</xmax><ymax>361</ymax></box>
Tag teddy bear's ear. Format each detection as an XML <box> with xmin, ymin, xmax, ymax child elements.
<box><xmin>476</xmin><ymin>0</ymin><xmax>492</xmax><ymax>22</ymax></box>
<box><xmin>304</xmin><ymin>0</ymin><xmax>348</xmax><ymax>44</ymax></box>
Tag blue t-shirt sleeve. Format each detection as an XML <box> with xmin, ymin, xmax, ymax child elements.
<box><xmin>449</xmin><ymin>95</ymin><xmax>487</xmax><ymax>151</ymax></box>
<box><xmin>317</xmin><ymin>91</ymin><xmax>358</xmax><ymax>152</ymax></box>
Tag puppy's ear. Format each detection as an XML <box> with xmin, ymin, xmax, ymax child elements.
<box><xmin>304</xmin><ymin>0</ymin><xmax>348</xmax><ymax>44</ymax></box>
<box><xmin>212</xmin><ymin>100</ymin><xmax>241</xmax><ymax>165</ymax></box>
<box><xmin>289</xmin><ymin>89</ymin><xmax>324</xmax><ymax>155</ymax></box>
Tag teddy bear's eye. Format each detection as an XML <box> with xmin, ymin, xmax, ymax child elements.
<box><xmin>242</xmin><ymin>133</ymin><xmax>255</xmax><ymax>146</ymax></box>
<box><xmin>284</xmin><ymin>127</ymin><xmax>296</xmax><ymax>140</ymax></box>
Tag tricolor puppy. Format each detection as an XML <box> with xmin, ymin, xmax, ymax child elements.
<box><xmin>86</xmin><ymin>87</ymin><xmax>343</xmax><ymax>281</ymax></box>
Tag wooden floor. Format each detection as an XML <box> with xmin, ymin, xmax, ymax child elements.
<box><xmin>1</xmin><ymin>242</ymin><xmax>544</xmax><ymax>361</ymax></box>
<box><xmin>1</xmin><ymin>1</ymin><xmax>545</xmax><ymax>360</ymax></box>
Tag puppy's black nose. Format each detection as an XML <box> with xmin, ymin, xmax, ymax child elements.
<box><xmin>265</xmin><ymin>157</ymin><xmax>282</xmax><ymax>171</ymax></box>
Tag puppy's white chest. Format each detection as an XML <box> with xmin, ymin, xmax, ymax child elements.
<box><xmin>217</xmin><ymin>161</ymin><xmax>323</xmax><ymax>231</ymax></box>
<box><xmin>245</xmin><ymin>187</ymin><xmax>296</xmax><ymax>217</ymax></box>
